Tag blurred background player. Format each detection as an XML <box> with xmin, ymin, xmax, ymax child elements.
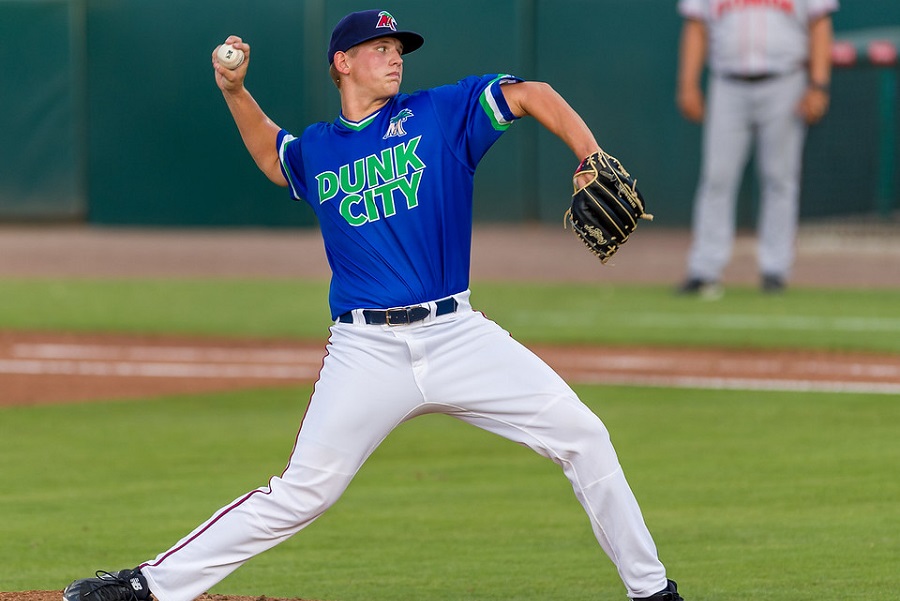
<box><xmin>675</xmin><ymin>0</ymin><xmax>839</xmax><ymax>297</ymax></box>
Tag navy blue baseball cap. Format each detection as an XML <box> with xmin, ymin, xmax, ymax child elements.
<box><xmin>327</xmin><ymin>9</ymin><xmax>424</xmax><ymax>64</ymax></box>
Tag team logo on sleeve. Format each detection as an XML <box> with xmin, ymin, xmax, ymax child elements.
<box><xmin>383</xmin><ymin>109</ymin><xmax>414</xmax><ymax>139</ymax></box>
<box><xmin>375</xmin><ymin>11</ymin><xmax>398</xmax><ymax>31</ymax></box>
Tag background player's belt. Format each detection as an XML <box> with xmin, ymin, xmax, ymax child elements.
<box><xmin>721</xmin><ymin>71</ymin><xmax>784</xmax><ymax>83</ymax></box>
<box><xmin>339</xmin><ymin>297</ymin><xmax>459</xmax><ymax>326</ymax></box>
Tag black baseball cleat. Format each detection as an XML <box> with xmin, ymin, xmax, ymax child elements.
<box><xmin>676</xmin><ymin>277</ymin><xmax>723</xmax><ymax>300</ymax></box>
<box><xmin>761</xmin><ymin>273</ymin><xmax>786</xmax><ymax>294</ymax></box>
<box><xmin>62</xmin><ymin>569</ymin><xmax>151</xmax><ymax>601</ymax></box>
<box><xmin>632</xmin><ymin>578</ymin><xmax>684</xmax><ymax>600</ymax></box>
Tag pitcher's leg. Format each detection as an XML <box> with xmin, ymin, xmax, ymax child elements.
<box><xmin>141</xmin><ymin>436</ymin><xmax>359</xmax><ymax>601</ymax></box>
<box><xmin>481</xmin><ymin>396</ymin><xmax>665</xmax><ymax>598</ymax></box>
<box><xmin>423</xmin><ymin>313</ymin><xmax>668</xmax><ymax>598</ymax></box>
<box><xmin>143</xmin><ymin>325</ymin><xmax>423</xmax><ymax>601</ymax></box>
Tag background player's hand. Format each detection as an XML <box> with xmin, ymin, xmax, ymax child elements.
<box><xmin>797</xmin><ymin>86</ymin><xmax>829</xmax><ymax>125</ymax></box>
<box><xmin>212</xmin><ymin>36</ymin><xmax>249</xmax><ymax>93</ymax></box>
<box><xmin>676</xmin><ymin>84</ymin><xmax>705</xmax><ymax>123</ymax></box>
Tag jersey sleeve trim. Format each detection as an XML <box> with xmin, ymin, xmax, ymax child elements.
<box><xmin>479</xmin><ymin>74</ymin><xmax>522</xmax><ymax>131</ymax></box>
<box><xmin>277</xmin><ymin>129</ymin><xmax>303</xmax><ymax>200</ymax></box>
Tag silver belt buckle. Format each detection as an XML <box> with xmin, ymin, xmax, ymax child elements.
<box><xmin>385</xmin><ymin>307</ymin><xmax>407</xmax><ymax>326</ymax></box>
<box><xmin>385</xmin><ymin>304</ymin><xmax>430</xmax><ymax>325</ymax></box>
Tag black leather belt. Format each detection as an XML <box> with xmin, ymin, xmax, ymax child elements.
<box><xmin>338</xmin><ymin>297</ymin><xmax>459</xmax><ymax>326</ymax></box>
<box><xmin>723</xmin><ymin>72</ymin><xmax>779</xmax><ymax>82</ymax></box>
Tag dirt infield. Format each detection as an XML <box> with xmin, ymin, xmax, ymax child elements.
<box><xmin>1</xmin><ymin>223</ymin><xmax>898</xmax><ymax>601</ymax></box>
<box><xmin>3</xmin><ymin>331</ymin><xmax>900</xmax><ymax>408</ymax></box>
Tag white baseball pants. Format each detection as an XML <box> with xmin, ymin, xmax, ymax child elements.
<box><xmin>141</xmin><ymin>291</ymin><xmax>667</xmax><ymax>600</ymax></box>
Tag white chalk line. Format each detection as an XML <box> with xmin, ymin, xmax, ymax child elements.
<box><xmin>564</xmin><ymin>354</ymin><xmax>900</xmax><ymax>379</ymax></box>
<box><xmin>11</xmin><ymin>343</ymin><xmax>324</xmax><ymax>364</ymax></box>
<box><xmin>510</xmin><ymin>311</ymin><xmax>900</xmax><ymax>332</ymax></box>
<box><xmin>0</xmin><ymin>359</ymin><xmax>319</xmax><ymax>380</ymax></box>
<box><xmin>2</xmin><ymin>343</ymin><xmax>324</xmax><ymax>380</ymax></box>
<box><xmin>562</xmin><ymin>371</ymin><xmax>900</xmax><ymax>396</ymax></box>
<box><xmin>2</xmin><ymin>343</ymin><xmax>899</xmax><ymax>395</ymax></box>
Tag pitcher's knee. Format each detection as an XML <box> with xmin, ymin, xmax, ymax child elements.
<box><xmin>257</xmin><ymin>473</ymin><xmax>350</xmax><ymax>532</ymax></box>
<box><xmin>550</xmin><ymin>414</ymin><xmax>616</xmax><ymax>463</ymax></box>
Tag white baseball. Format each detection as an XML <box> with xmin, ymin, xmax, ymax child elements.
<box><xmin>216</xmin><ymin>43</ymin><xmax>245</xmax><ymax>70</ymax></box>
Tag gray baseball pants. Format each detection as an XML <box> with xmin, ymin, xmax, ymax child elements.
<box><xmin>686</xmin><ymin>70</ymin><xmax>808</xmax><ymax>281</ymax></box>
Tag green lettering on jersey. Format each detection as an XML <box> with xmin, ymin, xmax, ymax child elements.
<box><xmin>339</xmin><ymin>193</ymin><xmax>367</xmax><ymax>226</ymax></box>
<box><xmin>396</xmin><ymin>169</ymin><xmax>422</xmax><ymax>210</ymax></box>
<box><xmin>316</xmin><ymin>171</ymin><xmax>339</xmax><ymax>203</ymax></box>
<box><xmin>373</xmin><ymin>180</ymin><xmax>400</xmax><ymax>218</ymax></box>
<box><xmin>394</xmin><ymin>136</ymin><xmax>425</xmax><ymax>176</ymax></box>
<box><xmin>362</xmin><ymin>189</ymin><xmax>380</xmax><ymax>223</ymax></box>
<box><xmin>339</xmin><ymin>158</ymin><xmax>366</xmax><ymax>194</ymax></box>
<box><xmin>366</xmin><ymin>148</ymin><xmax>396</xmax><ymax>185</ymax></box>
<box><xmin>319</xmin><ymin>136</ymin><xmax>426</xmax><ymax>226</ymax></box>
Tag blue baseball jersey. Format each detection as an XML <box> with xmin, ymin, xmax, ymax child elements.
<box><xmin>277</xmin><ymin>74</ymin><xmax>522</xmax><ymax>319</ymax></box>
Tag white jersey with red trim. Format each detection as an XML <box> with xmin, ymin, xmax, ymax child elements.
<box><xmin>678</xmin><ymin>0</ymin><xmax>839</xmax><ymax>76</ymax></box>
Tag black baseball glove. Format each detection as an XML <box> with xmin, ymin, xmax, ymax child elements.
<box><xmin>564</xmin><ymin>149</ymin><xmax>652</xmax><ymax>264</ymax></box>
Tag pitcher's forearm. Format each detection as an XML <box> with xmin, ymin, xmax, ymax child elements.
<box><xmin>222</xmin><ymin>87</ymin><xmax>287</xmax><ymax>186</ymax></box>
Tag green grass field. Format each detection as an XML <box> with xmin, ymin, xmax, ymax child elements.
<box><xmin>1</xmin><ymin>279</ymin><xmax>898</xmax><ymax>600</ymax></box>
<box><xmin>1</xmin><ymin>279</ymin><xmax>899</xmax><ymax>352</ymax></box>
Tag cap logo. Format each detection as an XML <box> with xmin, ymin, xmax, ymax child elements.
<box><xmin>375</xmin><ymin>11</ymin><xmax>398</xmax><ymax>31</ymax></box>
<box><xmin>327</xmin><ymin>9</ymin><xmax>423</xmax><ymax>65</ymax></box>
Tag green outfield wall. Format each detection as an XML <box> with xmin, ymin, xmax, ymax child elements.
<box><xmin>2</xmin><ymin>0</ymin><xmax>898</xmax><ymax>227</ymax></box>
<box><xmin>0</xmin><ymin>0</ymin><xmax>86</xmax><ymax>220</ymax></box>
